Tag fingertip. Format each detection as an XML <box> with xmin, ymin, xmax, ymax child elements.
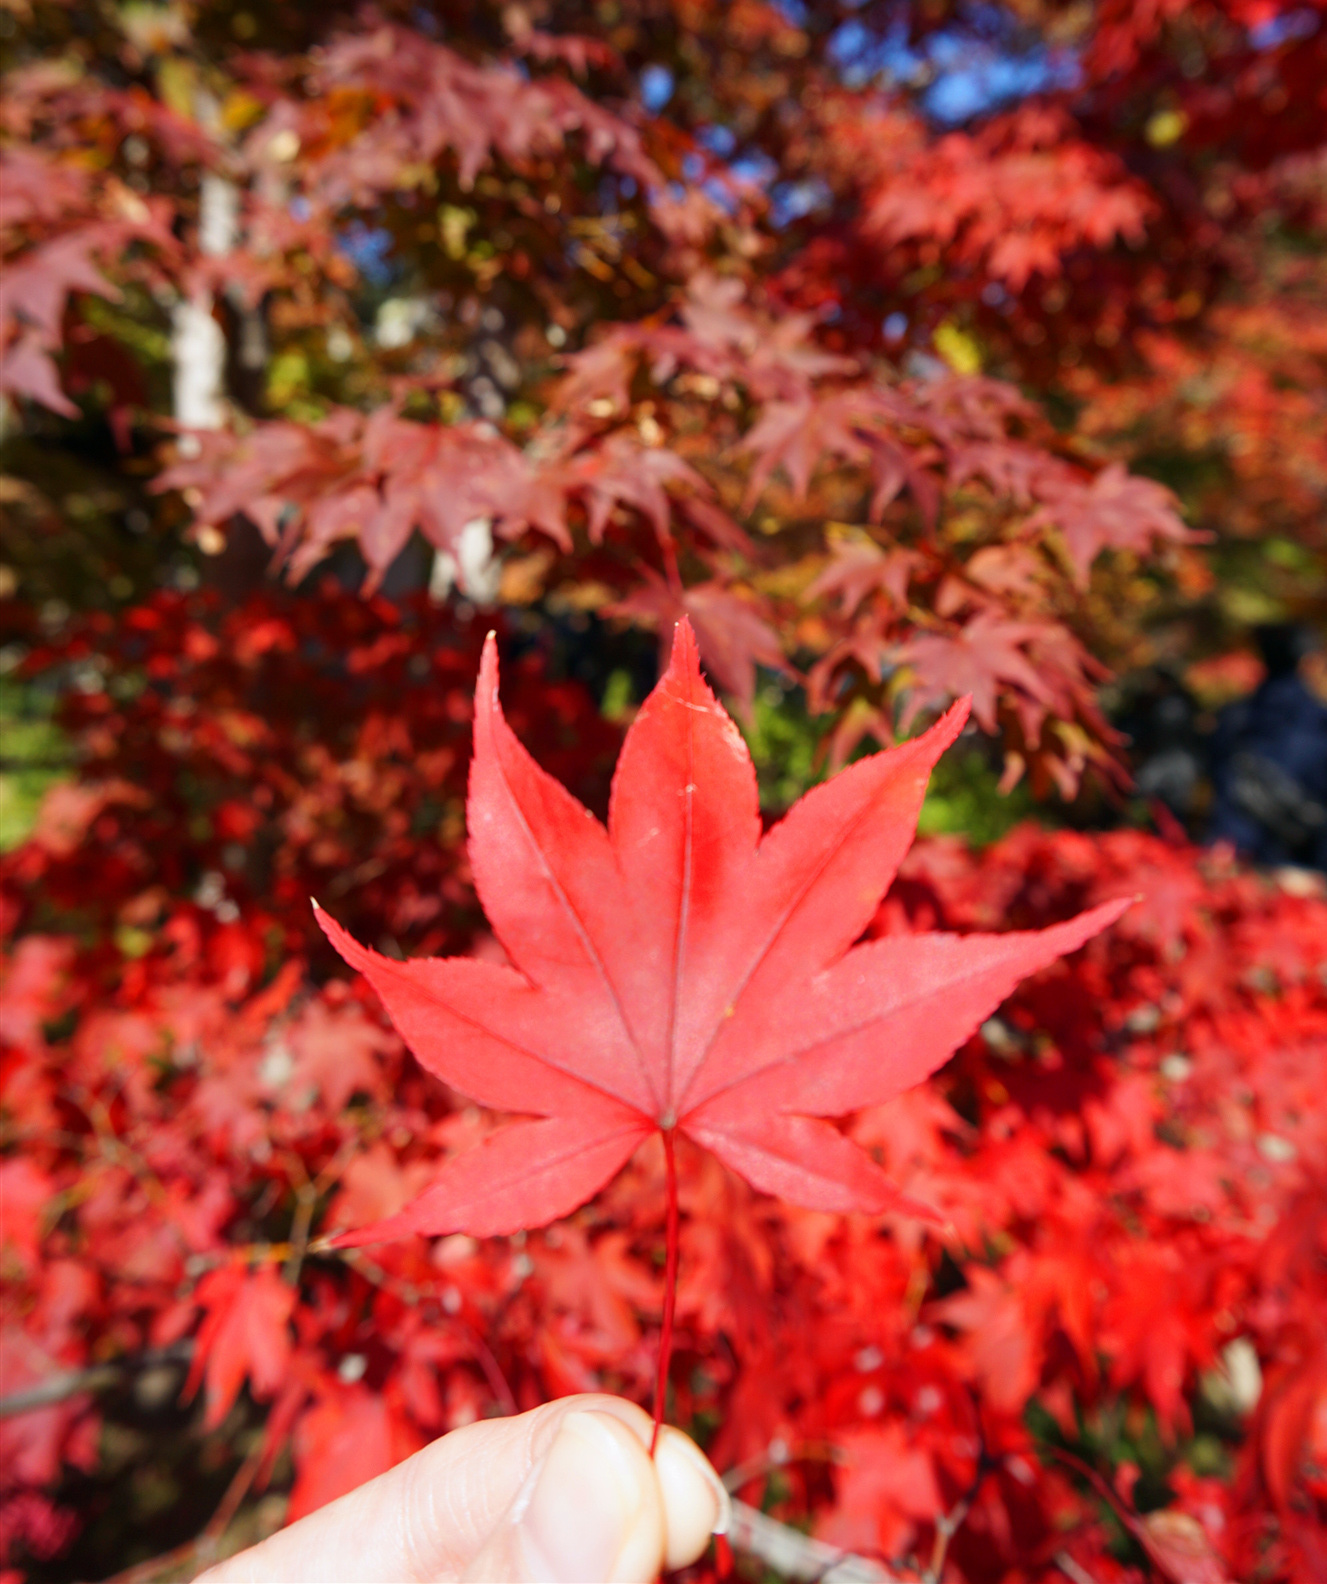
<box><xmin>654</xmin><ymin>1426</ymin><xmax>730</xmax><ymax>1571</ymax></box>
<box><xmin>467</xmin><ymin>1408</ymin><xmax>665</xmax><ymax>1583</ymax></box>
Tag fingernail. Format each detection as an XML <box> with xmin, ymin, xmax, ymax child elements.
<box><xmin>516</xmin><ymin>1412</ymin><xmax>644</xmax><ymax>1582</ymax></box>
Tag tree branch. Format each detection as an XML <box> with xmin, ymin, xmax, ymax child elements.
<box><xmin>0</xmin><ymin>1343</ymin><xmax>193</xmax><ymax>1420</ymax></box>
<box><xmin>923</xmin><ymin>1391</ymin><xmax>988</xmax><ymax>1583</ymax></box>
<box><xmin>1055</xmin><ymin>1552</ymin><xmax>1098</xmax><ymax>1584</ymax></box>
<box><xmin>729</xmin><ymin>1499</ymin><xmax>892</xmax><ymax>1583</ymax></box>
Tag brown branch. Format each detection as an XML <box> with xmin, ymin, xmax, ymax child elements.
<box><xmin>923</xmin><ymin>1393</ymin><xmax>988</xmax><ymax>1583</ymax></box>
<box><xmin>95</xmin><ymin>1534</ymin><xmax>204</xmax><ymax>1584</ymax></box>
<box><xmin>281</xmin><ymin>1186</ymin><xmax>317</xmax><ymax>1286</ymax></box>
<box><xmin>721</xmin><ymin>1439</ymin><xmax>841</xmax><ymax>1495</ymax></box>
<box><xmin>925</xmin><ymin>1488</ymin><xmax>976</xmax><ymax>1584</ymax></box>
<box><xmin>0</xmin><ymin>1343</ymin><xmax>194</xmax><ymax>1419</ymax></box>
<box><xmin>202</xmin><ymin>1438</ymin><xmax>268</xmax><ymax>1548</ymax></box>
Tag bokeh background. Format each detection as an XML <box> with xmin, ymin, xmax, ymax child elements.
<box><xmin>1</xmin><ymin>2</ymin><xmax>1324</xmax><ymax>1581</ymax></box>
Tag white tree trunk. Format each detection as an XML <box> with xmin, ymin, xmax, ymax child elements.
<box><xmin>429</xmin><ymin>517</ymin><xmax>500</xmax><ymax>607</ymax></box>
<box><xmin>172</xmin><ymin>130</ymin><xmax>238</xmax><ymax>446</ymax></box>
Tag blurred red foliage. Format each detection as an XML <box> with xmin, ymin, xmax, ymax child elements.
<box><xmin>2</xmin><ymin>588</ymin><xmax>1324</xmax><ymax>1580</ymax></box>
<box><xmin>2</xmin><ymin>0</ymin><xmax>1324</xmax><ymax>1570</ymax></box>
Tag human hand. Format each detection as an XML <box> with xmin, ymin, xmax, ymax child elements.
<box><xmin>198</xmin><ymin>1393</ymin><xmax>730</xmax><ymax>1582</ymax></box>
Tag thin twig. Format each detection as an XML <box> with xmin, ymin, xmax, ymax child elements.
<box><xmin>312</xmin><ymin>1133</ymin><xmax>362</xmax><ymax>1196</ymax></box>
<box><xmin>69</xmin><ymin>1082</ymin><xmax>174</xmax><ymax>1214</ymax></box>
<box><xmin>925</xmin><ymin>1489</ymin><xmax>975</xmax><ymax>1584</ymax></box>
<box><xmin>460</xmin><ymin>1322</ymin><xmax>518</xmax><ymax>1417</ymax></box>
<box><xmin>281</xmin><ymin>1186</ymin><xmax>316</xmax><ymax>1286</ymax></box>
<box><xmin>923</xmin><ymin>1395</ymin><xmax>988</xmax><ymax>1583</ymax></box>
<box><xmin>281</xmin><ymin>1135</ymin><xmax>359</xmax><ymax>1285</ymax></box>
<box><xmin>1044</xmin><ymin>1445</ymin><xmax>1183</xmax><ymax>1584</ymax></box>
<box><xmin>0</xmin><ymin>1343</ymin><xmax>194</xmax><ymax>1419</ymax></box>
<box><xmin>201</xmin><ymin>1438</ymin><xmax>268</xmax><ymax>1547</ymax></box>
<box><xmin>728</xmin><ymin>1499</ymin><xmax>892</xmax><ymax>1583</ymax></box>
<box><xmin>96</xmin><ymin>1535</ymin><xmax>203</xmax><ymax>1584</ymax></box>
<box><xmin>338</xmin><ymin>1245</ymin><xmax>426</xmax><ymax>1306</ymax></box>
<box><xmin>94</xmin><ymin>1432</ymin><xmax>277</xmax><ymax>1584</ymax></box>
<box><xmin>0</xmin><ymin>1363</ymin><xmax>122</xmax><ymax>1418</ymax></box>
<box><xmin>722</xmin><ymin>1439</ymin><xmax>842</xmax><ymax>1493</ymax></box>
<box><xmin>1055</xmin><ymin>1551</ymin><xmax>1099</xmax><ymax>1584</ymax></box>
<box><xmin>337</xmin><ymin>1247</ymin><xmax>518</xmax><ymax>1415</ymax></box>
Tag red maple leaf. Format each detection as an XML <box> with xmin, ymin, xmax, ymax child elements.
<box><xmin>318</xmin><ymin>619</ymin><xmax>1124</xmax><ymax>1247</ymax></box>
<box><xmin>280</xmin><ymin>997</ymin><xmax>393</xmax><ymax>1112</ymax></box>
<box><xmin>1026</xmin><ymin>461</ymin><xmax>1193</xmax><ymax>585</ymax></box>
<box><xmin>183</xmin><ymin>1265</ymin><xmax>295</xmax><ymax>1431</ymax></box>
<box><xmin>287</xmin><ymin>1383</ymin><xmax>423</xmax><ymax>1523</ymax></box>
<box><xmin>902</xmin><ymin>613</ymin><xmax>1059</xmax><ymax>735</ymax></box>
<box><xmin>818</xmin><ymin>1422</ymin><xmax>944</xmax><ymax>1562</ymax></box>
<box><xmin>612</xmin><ymin>575</ymin><xmax>786</xmax><ymax>711</ymax></box>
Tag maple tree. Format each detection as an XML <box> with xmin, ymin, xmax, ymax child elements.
<box><xmin>2</xmin><ymin>0</ymin><xmax>1325</xmax><ymax>1579</ymax></box>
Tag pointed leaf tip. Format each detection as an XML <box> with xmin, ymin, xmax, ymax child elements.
<box><xmin>1100</xmin><ymin>894</ymin><xmax>1136</xmax><ymax>924</ymax></box>
<box><xmin>890</xmin><ymin>1188</ymin><xmax>947</xmax><ymax>1228</ymax></box>
<box><xmin>667</xmin><ymin>613</ymin><xmax>701</xmax><ymax>675</ymax></box>
<box><xmin>312</xmin><ymin>902</ymin><xmax>373</xmax><ymax>974</ymax></box>
<box><xmin>928</xmin><ymin>694</ymin><xmax>972</xmax><ymax>755</ymax></box>
<box><xmin>474</xmin><ymin>631</ymin><xmax>502</xmax><ymax>721</ymax></box>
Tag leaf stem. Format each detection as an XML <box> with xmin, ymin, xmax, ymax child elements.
<box><xmin>651</xmin><ymin>1127</ymin><xmax>679</xmax><ymax>1455</ymax></box>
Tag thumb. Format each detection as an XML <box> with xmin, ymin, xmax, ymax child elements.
<box><xmin>461</xmin><ymin>1410</ymin><xmax>721</xmax><ymax>1583</ymax></box>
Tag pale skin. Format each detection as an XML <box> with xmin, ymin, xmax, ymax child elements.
<box><xmin>198</xmin><ymin>1393</ymin><xmax>730</xmax><ymax>1584</ymax></box>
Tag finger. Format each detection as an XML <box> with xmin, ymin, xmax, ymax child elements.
<box><xmin>653</xmin><ymin>1424</ymin><xmax>730</xmax><ymax>1572</ymax></box>
<box><xmin>460</xmin><ymin>1409</ymin><xmax>662</xmax><ymax>1582</ymax></box>
<box><xmin>197</xmin><ymin>1393</ymin><xmax>727</xmax><ymax>1583</ymax></box>
<box><xmin>460</xmin><ymin>1412</ymin><xmax>730</xmax><ymax>1581</ymax></box>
